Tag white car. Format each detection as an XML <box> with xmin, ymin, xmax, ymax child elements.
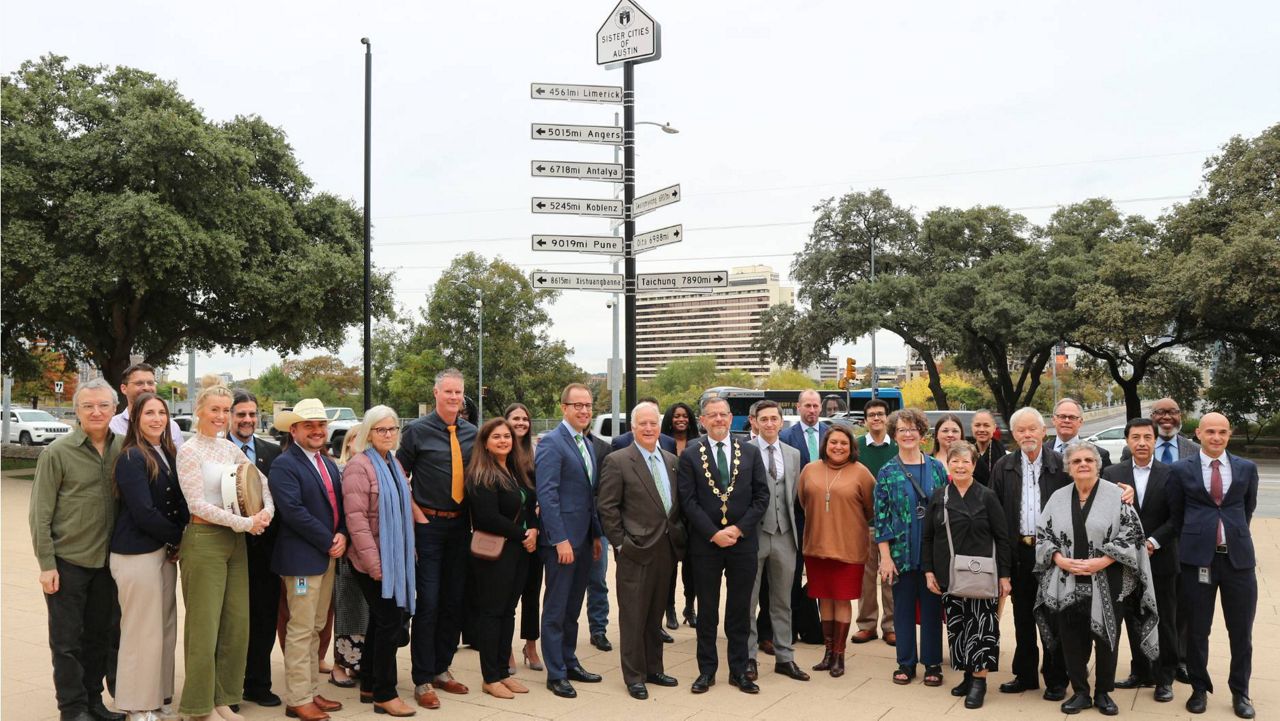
<box><xmin>7</xmin><ymin>409</ymin><xmax>73</xmax><ymax>445</ymax></box>
<box><xmin>1085</xmin><ymin>425</ymin><xmax>1128</xmax><ymax>460</ymax></box>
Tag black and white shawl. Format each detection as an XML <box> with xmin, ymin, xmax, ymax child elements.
<box><xmin>1033</xmin><ymin>479</ymin><xmax>1158</xmax><ymax>659</ymax></box>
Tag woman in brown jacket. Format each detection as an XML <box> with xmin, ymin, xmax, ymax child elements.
<box><xmin>797</xmin><ymin>423</ymin><xmax>877</xmax><ymax>677</ymax></box>
<box><xmin>343</xmin><ymin>405</ymin><xmax>424</xmax><ymax>716</ymax></box>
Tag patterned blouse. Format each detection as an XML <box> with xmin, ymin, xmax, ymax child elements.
<box><xmin>176</xmin><ymin>432</ymin><xmax>275</xmax><ymax>532</ymax></box>
<box><xmin>874</xmin><ymin>454</ymin><xmax>948</xmax><ymax>572</ymax></box>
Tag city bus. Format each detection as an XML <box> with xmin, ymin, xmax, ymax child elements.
<box><xmin>698</xmin><ymin>386</ymin><xmax>904</xmax><ymax>434</ymax></box>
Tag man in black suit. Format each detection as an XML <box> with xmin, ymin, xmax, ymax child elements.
<box><xmin>230</xmin><ymin>389</ymin><xmax>284</xmax><ymax>708</ymax></box>
<box><xmin>993</xmin><ymin>407</ymin><xmax>1072</xmax><ymax>701</ymax></box>
<box><xmin>1103</xmin><ymin>418</ymin><xmax>1178</xmax><ymax>702</ymax></box>
<box><xmin>1045</xmin><ymin>398</ymin><xmax>1112</xmax><ymax>469</ymax></box>
<box><xmin>1167</xmin><ymin>412</ymin><xmax>1259</xmax><ymax>719</ymax></box>
<box><xmin>677</xmin><ymin>396</ymin><xmax>769</xmax><ymax>695</ymax></box>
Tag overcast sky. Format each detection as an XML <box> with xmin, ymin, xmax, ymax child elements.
<box><xmin>6</xmin><ymin>1</ymin><xmax>1278</xmax><ymax>382</ymax></box>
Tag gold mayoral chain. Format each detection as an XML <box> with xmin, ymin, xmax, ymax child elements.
<box><xmin>700</xmin><ymin>441</ymin><xmax>742</xmax><ymax>525</ymax></box>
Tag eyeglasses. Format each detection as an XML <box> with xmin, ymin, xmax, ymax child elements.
<box><xmin>562</xmin><ymin>402</ymin><xmax>593</xmax><ymax>411</ymax></box>
<box><xmin>894</xmin><ymin>427</ymin><xmax>920</xmax><ymax>436</ymax></box>
<box><xmin>865</xmin><ymin>412</ymin><xmax>887</xmax><ymax>419</ymax></box>
<box><xmin>128</xmin><ymin>380</ymin><xmax>157</xmax><ymax>388</ymax></box>
<box><xmin>1151</xmin><ymin>409</ymin><xmax>1180</xmax><ymax>417</ymax></box>
<box><xmin>78</xmin><ymin>402</ymin><xmax>114</xmax><ymax>412</ymax></box>
<box><xmin>371</xmin><ymin>426</ymin><xmax>399</xmax><ymax>436</ymax></box>
<box><xmin>1054</xmin><ymin>414</ymin><xmax>1082</xmax><ymax>422</ymax></box>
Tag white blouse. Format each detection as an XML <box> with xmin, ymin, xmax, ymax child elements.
<box><xmin>177</xmin><ymin>432</ymin><xmax>275</xmax><ymax>532</ymax></box>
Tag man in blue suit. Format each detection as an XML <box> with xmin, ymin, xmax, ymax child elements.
<box><xmin>1167</xmin><ymin>412</ymin><xmax>1259</xmax><ymax>719</ymax></box>
<box><xmin>536</xmin><ymin>383</ymin><xmax>604</xmax><ymax>698</ymax></box>
<box><xmin>780</xmin><ymin>390</ymin><xmax>827</xmax><ymax>465</ymax></box>
<box><xmin>268</xmin><ymin>399</ymin><xmax>348</xmax><ymax>721</ymax></box>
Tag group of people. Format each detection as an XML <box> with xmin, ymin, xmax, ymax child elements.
<box><xmin>29</xmin><ymin>365</ymin><xmax>1261</xmax><ymax>721</ymax></box>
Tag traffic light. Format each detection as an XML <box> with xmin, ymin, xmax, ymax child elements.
<box><xmin>837</xmin><ymin>377</ymin><xmax>848</xmax><ymax>390</ymax></box>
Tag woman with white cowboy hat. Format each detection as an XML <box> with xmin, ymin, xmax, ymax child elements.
<box><xmin>176</xmin><ymin>377</ymin><xmax>274</xmax><ymax>721</ymax></box>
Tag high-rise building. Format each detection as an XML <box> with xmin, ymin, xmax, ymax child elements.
<box><xmin>634</xmin><ymin>264</ymin><xmax>794</xmax><ymax>379</ymax></box>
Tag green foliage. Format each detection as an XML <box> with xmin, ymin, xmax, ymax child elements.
<box><xmin>635</xmin><ymin>355</ymin><xmax>757</xmax><ymax>411</ymax></box>
<box><xmin>1139</xmin><ymin>352</ymin><xmax>1204</xmax><ymax>414</ymax></box>
<box><xmin>374</xmin><ymin>253</ymin><xmax>585</xmax><ymax>418</ymax></box>
<box><xmin>1206</xmin><ymin>351</ymin><xmax>1280</xmax><ymax>443</ymax></box>
<box><xmin>0</xmin><ymin>55</ymin><xmax>393</xmax><ymax>388</ymax></box>
<box><xmin>253</xmin><ymin>364</ymin><xmax>299</xmax><ymax>407</ymax></box>
<box><xmin>759</xmin><ymin>368</ymin><xmax>818</xmax><ymax>389</ymax></box>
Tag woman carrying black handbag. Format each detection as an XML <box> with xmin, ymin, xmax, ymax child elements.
<box><xmin>922</xmin><ymin>441</ymin><xmax>1012</xmax><ymax>709</ymax></box>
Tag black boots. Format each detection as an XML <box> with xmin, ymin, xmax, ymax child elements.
<box><xmin>812</xmin><ymin>620</ymin><xmax>835</xmax><ymax>671</ymax></box>
<box><xmin>964</xmin><ymin>677</ymin><xmax>987</xmax><ymax>709</ymax></box>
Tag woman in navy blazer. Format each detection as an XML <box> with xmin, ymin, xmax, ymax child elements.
<box><xmin>109</xmin><ymin>392</ymin><xmax>188</xmax><ymax>720</ymax></box>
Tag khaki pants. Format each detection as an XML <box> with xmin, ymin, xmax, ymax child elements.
<box><xmin>179</xmin><ymin>525</ymin><xmax>249</xmax><ymax>716</ymax></box>
<box><xmin>110</xmin><ymin>548</ymin><xmax>177</xmax><ymax>711</ymax></box>
<box><xmin>856</xmin><ymin>528</ymin><xmax>895</xmax><ymax>634</ymax></box>
<box><xmin>282</xmin><ymin>560</ymin><xmax>336</xmax><ymax>707</ymax></box>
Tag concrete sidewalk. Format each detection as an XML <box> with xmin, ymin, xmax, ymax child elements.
<box><xmin>3</xmin><ymin>471</ymin><xmax>1273</xmax><ymax>720</ymax></box>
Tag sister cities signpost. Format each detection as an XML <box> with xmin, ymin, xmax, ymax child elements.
<box><xmin>531</xmin><ymin>0</ymin><xmax>716</xmax><ymax>406</ymax></box>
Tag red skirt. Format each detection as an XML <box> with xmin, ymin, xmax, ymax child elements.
<box><xmin>804</xmin><ymin>556</ymin><xmax>865</xmax><ymax>601</ymax></box>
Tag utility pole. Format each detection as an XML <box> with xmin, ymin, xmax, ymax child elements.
<box><xmin>361</xmin><ymin>37</ymin><xmax>373</xmax><ymax>411</ymax></box>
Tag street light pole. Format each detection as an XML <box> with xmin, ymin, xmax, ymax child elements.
<box><xmin>869</xmin><ymin>234</ymin><xmax>878</xmax><ymax>399</ymax></box>
<box><xmin>360</xmin><ymin>37</ymin><xmax>373</xmax><ymax>412</ymax></box>
<box><xmin>476</xmin><ymin>295</ymin><xmax>484</xmax><ymax>423</ymax></box>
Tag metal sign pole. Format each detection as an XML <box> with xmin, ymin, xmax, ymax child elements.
<box><xmin>623</xmin><ymin>60</ymin><xmax>637</xmax><ymax>410</ymax></box>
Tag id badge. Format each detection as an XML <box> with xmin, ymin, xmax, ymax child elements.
<box><xmin>1198</xmin><ymin>567</ymin><xmax>1211</xmax><ymax>585</ymax></box>
<box><xmin>295</xmin><ymin>576</ymin><xmax>309</xmax><ymax>596</ymax></box>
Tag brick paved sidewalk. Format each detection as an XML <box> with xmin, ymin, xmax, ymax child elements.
<box><xmin>3</xmin><ymin>473</ymin><xmax>1272</xmax><ymax>720</ymax></box>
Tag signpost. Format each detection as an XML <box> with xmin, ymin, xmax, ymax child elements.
<box><xmin>531</xmin><ymin>159</ymin><xmax>623</xmax><ymax>182</ymax></box>
<box><xmin>530</xmin><ymin>271</ymin><xmax>625</xmax><ymax>293</ymax></box>
<box><xmin>597</xmin><ymin>0</ymin><xmax>661</xmax><ymax>66</ymax></box>
<box><xmin>531</xmin><ymin>234</ymin><xmax>623</xmax><ymax>255</ymax></box>
<box><xmin>531</xmin><ymin>196</ymin><xmax>625</xmax><ymax>218</ymax></box>
<box><xmin>531</xmin><ymin>123</ymin><xmax>622</xmax><ymax>145</ymax></box>
<box><xmin>636</xmin><ymin>270</ymin><xmax>727</xmax><ymax>292</ymax></box>
<box><xmin>530</xmin><ymin>82</ymin><xmax>623</xmax><ymax>103</ymax></box>
<box><xmin>633</xmin><ymin>223</ymin><xmax>683</xmax><ymax>254</ymax></box>
<box><xmin>632</xmin><ymin>183</ymin><xmax>680</xmax><ymax>217</ymax></box>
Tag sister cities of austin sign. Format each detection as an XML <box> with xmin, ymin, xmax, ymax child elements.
<box><xmin>596</xmin><ymin>0</ymin><xmax>661</xmax><ymax>65</ymax></box>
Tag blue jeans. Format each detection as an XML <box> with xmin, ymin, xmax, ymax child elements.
<box><xmin>587</xmin><ymin>538</ymin><xmax>610</xmax><ymax>635</ymax></box>
<box><xmin>892</xmin><ymin>569</ymin><xmax>943</xmax><ymax>671</ymax></box>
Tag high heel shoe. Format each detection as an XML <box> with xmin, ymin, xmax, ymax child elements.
<box><xmin>521</xmin><ymin>647</ymin><xmax>544</xmax><ymax>671</ymax></box>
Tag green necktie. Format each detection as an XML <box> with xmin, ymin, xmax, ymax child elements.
<box><xmin>648</xmin><ymin>453</ymin><xmax>671</xmax><ymax>512</ymax></box>
<box><xmin>574</xmin><ymin>433</ymin><xmax>593</xmax><ymax>483</ymax></box>
<box><xmin>806</xmin><ymin>427</ymin><xmax>819</xmax><ymax>461</ymax></box>
<box><xmin>715</xmin><ymin>441</ymin><xmax>729</xmax><ymax>490</ymax></box>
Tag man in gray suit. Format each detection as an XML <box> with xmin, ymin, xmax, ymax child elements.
<box><xmin>597</xmin><ymin>402</ymin><xmax>687</xmax><ymax>700</ymax></box>
<box><xmin>745</xmin><ymin>400</ymin><xmax>810</xmax><ymax>682</ymax></box>
<box><xmin>1121</xmin><ymin>398</ymin><xmax>1200</xmax><ymax>464</ymax></box>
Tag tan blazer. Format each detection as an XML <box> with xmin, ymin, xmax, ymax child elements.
<box><xmin>597</xmin><ymin>443</ymin><xmax>687</xmax><ymax>564</ymax></box>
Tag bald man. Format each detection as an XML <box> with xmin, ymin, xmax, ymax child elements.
<box><xmin>1167</xmin><ymin>413</ymin><xmax>1258</xmax><ymax>719</ymax></box>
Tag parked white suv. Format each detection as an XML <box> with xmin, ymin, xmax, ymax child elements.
<box><xmin>7</xmin><ymin>409</ymin><xmax>73</xmax><ymax>445</ymax></box>
<box><xmin>325</xmin><ymin>407</ymin><xmax>361</xmax><ymax>455</ymax></box>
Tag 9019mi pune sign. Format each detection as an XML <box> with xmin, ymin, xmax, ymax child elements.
<box><xmin>597</xmin><ymin>0</ymin><xmax>661</xmax><ymax>66</ymax></box>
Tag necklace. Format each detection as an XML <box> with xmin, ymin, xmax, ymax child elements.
<box><xmin>823</xmin><ymin>465</ymin><xmax>845</xmax><ymax>511</ymax></box>
<box><xmin>699</xmin><ymin>439</ymin><xmax>741</xmax><ymax>525</ymax></box>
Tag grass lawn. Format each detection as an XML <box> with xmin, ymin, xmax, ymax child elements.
<box><xmin>1</xmin><ymin>457</ymin><xmax>38</xmax><ymax>472</ymax></box>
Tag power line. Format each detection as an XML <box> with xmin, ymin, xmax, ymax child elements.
<box><xmin>371</xmin><ymin>149</ymin><xmax>1209</xmax><ymax>221</ymax></box>
<box><xmin>372</xmin><ymin>193</ymin><xmax>1191</xmax><ymax>249</ymax></box>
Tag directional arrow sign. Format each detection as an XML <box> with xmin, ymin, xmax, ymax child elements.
<box><xmin>597</xmin><ymin>0</ymin><xmax>661</xmax><ymax>66</ymax></box>
<box><xmin>531</xmin><ymin>234</ymin><xmax>623</xmax><ymax>255</ymax></box>
<box><xmin>531</xmin><ymin>123</ymin><xmax>622</xmax><ymax>145</ymax></box>
<box><xmin>633</xmin><ymin>224</ymin><xmax>683</xmax><ymax>254</ymax></box>
<box><xmin>531</xmin><ymin>197</ymin><xmax>625</xmax><ymax>218</ymax></box>
<box><xmin>632</xmin><ymin>183</ymin><xmax>680</xmax><ymax>217</ymax></box>
<box><xmin>636</xmin><ymin>270</ymin><xmax>728</xmax><ymax>292</ymax></box>
<box><xmin>530</xmin><ymin>82</ymin><xmax>623</xmax><ymax>104</ymax></box>
<box><xmin>531</xmin><ymin>160</ymin><xmax>623</xmax><ymax>182</ymax></box>
<box><xmin>531</xmin><ymin>271</ymin><xmax>625</xmax><ymax>293</ymax></box>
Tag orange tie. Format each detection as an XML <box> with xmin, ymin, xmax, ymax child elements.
<box><xmin>448</xmin><ymin>424</ymin><xmax>464</xmax><ymax>503</ymax></box>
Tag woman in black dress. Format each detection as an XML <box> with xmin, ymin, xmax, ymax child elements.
<box><xmin>922</xmin><ymin>441</ymin><xmax>1011</xmax><ymax>709</ymax></box>
<box><xmin>467</xmin><ymin>417</ymin><xmax>539</xmax><ymax>699</ymax></box>
<box><xmin>505</xmin><ymin>402</ymin><xmax>544</xmax><ymax>672</ymax></box>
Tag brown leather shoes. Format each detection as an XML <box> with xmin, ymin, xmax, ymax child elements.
<box><xmin>850</xmin><ymin>629</ymin><xmax>877</xmax><ymax>644</ymax></box>
<box><xmin>414</xmin><ymin>684</ymin><xmax>440</xmax><ymax>710</ymax></box>
<box><xmin>433</xmin><ymin>674</ymin><xmax>469</xmax><ymax>695</ymax></box>
<box><xmin>312</xmin><ymin>696</ymin><xmax>343</xmax><ymax>712</ymax></box>
<box><xmin>284</xmin><ymin>702</ymin><xmax>330</xmax><ymax>721</ymax></box>
<box><xmin>883</xmin><ymin>632</ymin><xmax>897</xmax><ymax>646</ymax></box>
<box><xmin>373</xmin><ymin>697</ymin><xmax>417</xmax><ymax>716</ymax></box>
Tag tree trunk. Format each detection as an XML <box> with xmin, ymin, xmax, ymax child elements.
<box><xmin>906</xmin><ymin>341</ymin><xmax>949</xmax><ymax>410</ymax></box>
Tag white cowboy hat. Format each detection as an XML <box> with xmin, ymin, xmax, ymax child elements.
<box><xmin>273</xmin><ymin>397</ymin><xmax>329</xmax><ymax>432</ymax></box>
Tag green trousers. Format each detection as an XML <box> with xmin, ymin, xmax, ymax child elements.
<box><xmin>179</xmin><ymin>524</ymin><xmax>249</xmax><ymax>715</ymax></box>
